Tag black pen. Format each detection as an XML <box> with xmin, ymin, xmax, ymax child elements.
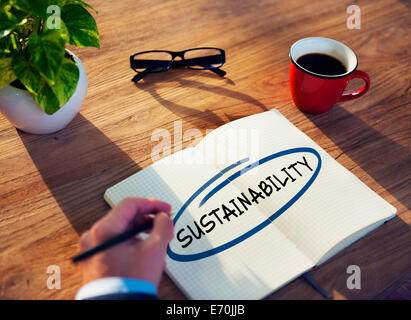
<box><xmin>72</xmin><ymin>220</ymin><xmax>153</xmax><ymax>263</ymax></box>
<box><xmin>302</xmin><ymin>272</ymin><xmax>333</xmax><ymax>299</ymax></box>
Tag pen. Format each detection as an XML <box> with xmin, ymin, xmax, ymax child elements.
<box><xmin>72</xmin><ymin>220</ymin><xmax>154</xmax><ymax>263</ymax></box>
<box><xmin>302</xmin><ymin>272</ymin><xmax>333</xmax><ymax>299</ymax></box>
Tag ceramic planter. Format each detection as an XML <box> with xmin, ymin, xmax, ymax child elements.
<box><xmin>0</xmin><ymin>50</ymin><xmax>87</xmax><ymax>134</ymax></box>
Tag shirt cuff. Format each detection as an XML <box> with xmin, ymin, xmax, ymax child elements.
<box><xmin>75</xmin><ymin>277</ymin><xmax>157</xmax><ymax>300</ymax></box>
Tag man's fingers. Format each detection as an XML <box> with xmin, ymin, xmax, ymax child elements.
<box><xmin>147</xmin><ymin>212</ymin><xmax>174</xmax><ymax>248</ymax></box>
<box><xmin>80</xmin><ymin>230</ymin><xmax>91</xmax><ymax>250</ymax></box>
<box><xmin>92</xmin><ymin>198</ymin><xmax>171</xmax><ymax>242</ymax></box>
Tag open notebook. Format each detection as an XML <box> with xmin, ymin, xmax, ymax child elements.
<box><xmin>104</xmin><ymin>110</ymin><xmax>396</xmax><ymax>299</ymax></box>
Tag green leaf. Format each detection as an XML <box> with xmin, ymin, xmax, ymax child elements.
<box><xmin>34</xmin><ymin>81</ymin><xmax>61</xmax><ymax>114</ymax></box>
<box><xmin>42</xmin><ymin>18</ymin><xmax>70</xmax><ymax>44</ymax></box>
<box><xmin>14</xmin><ymin>0</ymin><xmax>63</xmax><ymax>18</ymax></box>
<box><xmin>0</xmin><ymin>56</ymin><xmax>16</xmax><ymax>87</ymax></box>
<box><xmin>62</xmin><ymin>0</ymin><xmax>98</xmax><ymax>13</ymax></box>
<box><xmin>50</xmin><ymin>58</ymin><xmax>79</xmax><ymax>106</ymax></box>
<box><xmin>62</xmin><ymin>4</ymin><xmax>100</xmax><ymax>48</ymax></box>
<box><xmin>12</xmin><ymin>55</ymin><xmax>44</xmax><ymax>94</ymax></box>
<box><xmin>0</xmin><ymin>35</ymin><xmax>13</xmax><ymax>53</ymax></box>
<box><xmin>12</xmin><ymin>55</ymin><xmax>60</xmax><ymax>114</ymax></box>
<box><xmin>0</xmin><ymin>10</ymin><xmax>28</xmax><ymax>38</ymax></box>
<box><xmin>28</xmin><ymin>30</ymin><xmax>65</xmax><ymax>85</ymax></box>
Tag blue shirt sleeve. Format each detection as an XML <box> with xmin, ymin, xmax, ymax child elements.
<box><xmin>75</xmin><ymin>277</ymin><xmax>157</xmax><ymax>300</ymax></box>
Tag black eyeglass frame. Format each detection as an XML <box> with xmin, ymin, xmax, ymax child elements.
<box><xmin>130</xmin><ymin>47</ymin><xmax>226</xmax><ymax>82</ymax></box>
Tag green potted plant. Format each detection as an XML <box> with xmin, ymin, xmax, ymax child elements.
<box><xmin>0</xmin><ymin>0</ymin><xmax>100</xmax><ymax>134</ymax></box>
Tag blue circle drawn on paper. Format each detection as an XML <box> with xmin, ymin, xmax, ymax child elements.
<box><xmin>167</xmin><ymin>147</ymin><xmax>322</xmax><ymax>262</ymax></box>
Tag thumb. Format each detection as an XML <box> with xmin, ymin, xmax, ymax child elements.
<box><xmin>147</xmin><ymin>212</ymin><xmax>174</xmax><ymax>248</ymax></box>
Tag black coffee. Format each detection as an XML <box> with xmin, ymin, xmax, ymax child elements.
<box><xmin>296</xmin><ymin>53</ymin><xmax>347</xmax><ymax>76</ymax></box>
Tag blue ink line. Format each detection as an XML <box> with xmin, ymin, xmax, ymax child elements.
<box><xmin>199</xmin><ymin>160</ymin><xmax>260</xmax><ymax>207</ymax></box>
<box><xmin>172</xmin><ymin>157</ymin><xmax>249</xmax><ymax>223</ymax></box>
<box><xmin>167</xmin><ymin>147</ymin><xmax>322</xmax><ymax>262</ymax></box>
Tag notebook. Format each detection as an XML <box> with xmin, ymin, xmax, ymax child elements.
<box><xmin>104</xmin><ymin>110</ymin><xmax>396</xmax><ymax>299</ymax></box>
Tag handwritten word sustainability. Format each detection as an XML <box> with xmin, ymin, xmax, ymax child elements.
<box><xmin>176</xmin><ymin>156</ymin><xmax>313</xmax><ymax>248</ymax></box>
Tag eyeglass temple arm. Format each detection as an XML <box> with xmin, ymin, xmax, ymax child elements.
<box><xmin>210</xmin><ymin>68</ymin><xmax>226</xmax><ymax>77</ymax></box>
<box><xmin>132</xmin><ymin>70</ymin><xmax>149</xmax><ymax>83</ymax></box>
<box><xmin>182</xmin><ymin>56</ymin><xmax>226</xmax><ymax>77</ymax></box>
<box><xmin>173</xmin><ymin>58</ymin><xmax>226</xmax><ymax>77</ymax></box>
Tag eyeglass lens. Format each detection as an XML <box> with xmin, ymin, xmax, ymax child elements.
<box><xmin>183</xmin><ymin>49</ymin><xmax>223</xmax><ymax>69</ymax></box>
<box><xmin>133</xmin><ymin>51</ymin><xmax>173</xmax><ymax>72</ymax></box>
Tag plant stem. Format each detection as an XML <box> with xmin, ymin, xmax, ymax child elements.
<box><xmin>32</xmin><ymin>18</ymin><xmax>41</xmax><ymax>35</ymax></box>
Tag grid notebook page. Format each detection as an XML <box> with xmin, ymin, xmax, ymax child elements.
<box><xmin>105</xmin><ymin>134</ymin><xmax>313</xmax><ymax>299</ymax></box>
<box><xmin>211</xmin><ymin>111</ymin><xmax>396</xmax><ymax>264</ymax></box>
<box><xmin>104</xmin><ymin>110</ymin><xmax>396</xmax><ymax>299</ymax></box>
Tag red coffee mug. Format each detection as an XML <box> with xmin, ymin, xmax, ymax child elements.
<box><xmin>289</xmin><ymin>37</ymin><xmax>370</xmax><ymax>114</ymax></box>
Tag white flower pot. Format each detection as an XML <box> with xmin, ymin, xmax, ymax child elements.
<box><xmin>0</xmin><ymin>50</ymin><xmax>87</xmax><ymax>134</ymax></box>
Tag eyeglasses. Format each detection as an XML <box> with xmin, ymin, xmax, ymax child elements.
<box><xmin>130</xmin><ymin>47</ymin><xmax>226</xmax><ymax>82</ymax></box>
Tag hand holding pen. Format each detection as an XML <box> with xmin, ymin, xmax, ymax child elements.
<box><xmin>74</xmin><ymin>198</ymin><xmax>174</xmax><ymax>288</ymax></box>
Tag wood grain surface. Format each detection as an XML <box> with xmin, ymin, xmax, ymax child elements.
<box><xmin>0</xmin><ymin>0</ymin><xmax>410</xmax><ymax>300</ymax></box>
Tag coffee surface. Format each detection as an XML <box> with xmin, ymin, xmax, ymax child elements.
<box><xmin>296</xmin><ymin>53</ymin><xmax>347</xmax><ymax>76</ymax></box>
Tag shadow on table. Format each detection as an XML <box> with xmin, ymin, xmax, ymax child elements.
<box><xmin>305</xmin><ymin>105</ymin><xmax>411</xmax><ymax>211</ymax></box>
<box><xmin>18</xmin><ymin>114</ymin><xmax>141</xmax><ymax>235</ymax></box>
<box><xmin>18</xmin><ymin>110</ymin><xmax>268</xmax><ymax>299</ymax></box>
<box><xmin>134</xmin><ymin>69</ymin><xmax>269</xmax><ymax>129</ymax></box>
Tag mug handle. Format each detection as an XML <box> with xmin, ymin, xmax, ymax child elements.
<box><xmin>338</xmin><ymin>70</ymin><xmax>370</xmax><ymax>102</ymax></box>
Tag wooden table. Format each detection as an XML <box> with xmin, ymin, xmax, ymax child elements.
<box><xmin>0</xmin><ymin>0</ymin><xmax>410</xmax><ymax>300</ymax></box>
